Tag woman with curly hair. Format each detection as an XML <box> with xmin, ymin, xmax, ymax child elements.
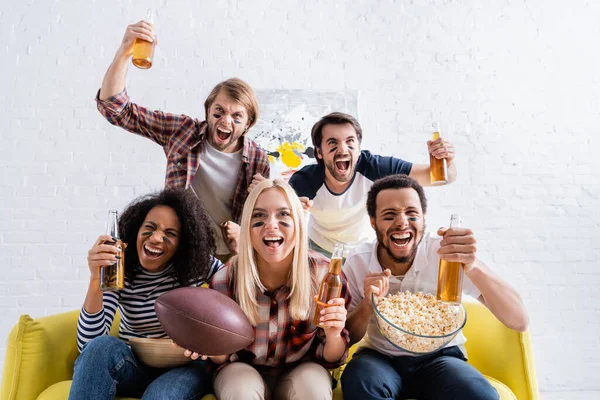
<box><xmin>187</xmin><ymin>179</ymin><xmax>352</xmax><ymax>400</ymax></box>
<box><xmin>69</xmin><ymin>188</ymin><xmax>222</xmax><ymax>400</ymax></box>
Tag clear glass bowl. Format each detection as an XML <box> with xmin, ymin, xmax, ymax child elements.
<box><xmin>371</xmin><ymin>293</ymin><xmax>467</xmax><ymax>354</ymax></box>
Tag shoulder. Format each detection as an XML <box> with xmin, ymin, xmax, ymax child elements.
<box><xmin>288</xmin><ymin>163</ymin><xmax>324</xmax><ymax>197</ymax></box>
<box><xmin>245</xmin><ymin>136</ymin><xmax>269</xmax><ymax>157</ymax></box>
<box><xmin>356</xmin><ymin>150</ymin><xmax>412</xmax><ymax>180</ymax></box>
<box><xmin>345</xmin><ymin>241</ymin><xmax>377</xmax><ymax>271</ymax></box>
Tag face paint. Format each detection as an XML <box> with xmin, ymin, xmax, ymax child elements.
<box><xmin>252</xmin><ymin>221</ymin><xmax>264</xmax><ymax>228</ymax></box>
<box><xmin>407</xmin><ymin>216</ymin><xmax>420</xmax><ymax>222</ymax></box>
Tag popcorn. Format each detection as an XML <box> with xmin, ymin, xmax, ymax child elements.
<box><xmin>374</xmin><ymin>291</ymin><xmax>463</xmax><ymax>353</ymax></box>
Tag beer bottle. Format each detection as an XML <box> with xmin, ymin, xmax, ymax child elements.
<box><xmin>436</xmin><ymin>214</ymin><xmax>463</xmax><ymax>304</ymax></box>
<box><xmin>132</xmin><ymin>9</ymin><xmax>157</xmax><ymax>69</ymax></box>
<box><xmin>99</xmin><ymin>210</ymin><xmax>125</xmax><ymax>291</ymax></box>
<box><xmin>313</xmin><ymin>243</ymin><xmax>344</xmax><ymax>326</ymax></box>
<box><xmin>429</xmin><ymin>122</ymin><xmax>448</xmax><ymax>185</ymax></box>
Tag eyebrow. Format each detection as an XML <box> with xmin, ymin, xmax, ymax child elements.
<box><xmin>380</xmin><ymin>207</ymin><xmax>419</xmax><ymax>214</ymax></box>
<box><xmin>252</xmin><ymin>207</ymin><xmax>291</xmax><ymax>213</ymax></box>
<box><xmin>144</xmin><ymin>221</ymin><xmax>179</xmax><ymax>233</ymax></box>
<box><xmin>214</xmin><ymin>103</ymin><xmax>246</xmax><ymax>114</ymax></box>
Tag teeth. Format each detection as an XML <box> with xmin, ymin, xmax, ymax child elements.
<box><xmin>144</xmin><ymin>245</ymin><xmax>163</xmax><ymax>254</ymax></box>
<box><xmin>391</xmin><ymin>233</ymin><xmax>411</xmax><ymax>240</ymax></box>
<box><xmin>217</xmin><ymin>127</ymin><xmax>231</xmax><ymax>133</ymax></box>
<box><xmin>264</xmin><ymin>236</ymin><xmax>282</xmax><ymax>241</ymax></box>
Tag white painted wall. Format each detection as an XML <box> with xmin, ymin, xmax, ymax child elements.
<box><xmin>1</xmin><ymin>0</ymin><xmax>599</xmax><ymax>396</ymax></box>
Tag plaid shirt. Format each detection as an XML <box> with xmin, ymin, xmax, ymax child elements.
<box><xmin>210</xmin><ymin>257</ymin><xmax>351</xmax><ymax>370</ymax></box>
<box><xmin>96</xmin><ymin>89</ymin><xmax>270</xmax><ymax>223</ymax></box>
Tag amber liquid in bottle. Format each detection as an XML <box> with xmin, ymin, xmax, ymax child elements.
<box><xmin>436</xmin><ymin>214</ymin><xmax>463</xmax><ymax>304</ymax></box>
<box><xmin>313</xmin><ymin>245</ymin><xmax>344</xmax><ymax>326</ymax></box>
<box><xmin>430</xmin><ymin>122</ymin><xmax>448</xmax><ymax>185</ymax></box>
<box><xmin>99</xmin><ymin>210</ymin><xmax>125</xmax><ymax>292</ymax></box>
<box><xmin>132</xmin><ymin>9</ymin><xmax>156</xmax><ymax>69</ymax></box>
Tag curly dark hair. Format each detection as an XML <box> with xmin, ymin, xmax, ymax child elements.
<box><xmin>118</xmin><ymin>188</ymin><xmax>216</xmax><ymax>287</ymax></box>
<box><xmin>366</xmin><ymin>175</ymin><xmax>428</xmax><ymax>218</ymax></box>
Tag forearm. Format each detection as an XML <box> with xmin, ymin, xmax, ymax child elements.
<box><xmin>466</xmin><ymin>259</ymin><xmax>529</xmax><ymax>332</ymax></box>
<box><xmin>323</xmin><ymin>334</ymin><xmax>346</xmax><ymax>362</ymax></box>
<box><xmin>99</xmin><ymin>50</ymin><xmax>130</xmax><ymax>100</ymax></box>
<box><xmin>346</xmin><ymin>300</ymin><xmax>372</xmax><ymax>345</ymax></box>
<box><xmin>83</xmin><ymin>279</ymin><xmax>104</xmax><ymax>314</ymax></box>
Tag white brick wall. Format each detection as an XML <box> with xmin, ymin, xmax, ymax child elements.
<box><xmin>1</xmin><ymin>0</ymin><xmax>599</xmax><ymax>396</ymax></box>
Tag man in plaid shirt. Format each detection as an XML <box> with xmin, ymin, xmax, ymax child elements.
<box><xmin>95</xmin><ymin>21</ymin><xmax>269</xmax><ymax>260</ymax></box>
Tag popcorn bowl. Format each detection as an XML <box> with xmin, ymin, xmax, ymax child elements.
<box><xmin>371</xmin><ymin>292</ymin><xmax>467</xmax><ymax>354</ymax></box>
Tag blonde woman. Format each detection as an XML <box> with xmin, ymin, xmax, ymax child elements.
<box><xmin>196</xmin><ymin>178</ymin><xmax>351</xmax><ymax>399</ymax></box>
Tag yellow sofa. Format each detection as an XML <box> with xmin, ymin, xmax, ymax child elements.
<box><xmin>1</xmin><ymin>302</ymin><xmax>538</xmax><ymax>400</ymax></box>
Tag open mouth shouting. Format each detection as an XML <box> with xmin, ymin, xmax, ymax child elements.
<box><xmin>143</xmin><ymin>244</ymin><xmax>165</xmax><ymax>260</ymax></box>
<box><xmin>333</xmin><ymin>155</ymin><xmax>352</xmax><ymax>177</ymax></box>
<box><xmin>263</xmin><ymin>235</ymin><xmax>284</xmax><ymax>252</ymax></box>
<box><xmin>389</xmin><ymin>231</ymin><xmax>414</xmax><ymax>249</ymax></box>
<box><xmin>215</xmin><ymin>127</ymin><xmax>232</xmax><ymax>144</ymax></box>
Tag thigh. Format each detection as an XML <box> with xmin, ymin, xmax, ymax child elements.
<box><xmin>141</xmin><ymin>359</ymin><xmax>212</xmax><ymax>400</ymax></box>
<box><xmin>274</xmin><ymin>362</ymin><xmax>332</xmax><ymax>400</ymax></box>
<box><xmin>214</xmin><ymin>362</ymin><xmax>267</xmax><ymax>400</ymax></box>
<box><xmin>341</xmin><ymin>350</ymin><xmax>404</xmax><ymax>400</ymax></box>
<box><xmin>409</xmin><ymin>349</ymin><xmax>499</xmax><ymax>400</ymax></box>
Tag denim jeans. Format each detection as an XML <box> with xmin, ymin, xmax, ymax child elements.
<box><xmin>68</xmin><ymin>335</ymin><xmax>211</xmax><ymax>400</ymax></box>
<box><xmin>341</xmin><ymin>346</ymin><xmax>499</xmax><ymax>400</ymax></box>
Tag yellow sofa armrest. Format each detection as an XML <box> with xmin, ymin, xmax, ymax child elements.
<box><xmin>463</xmin><ymin>301</ymin><xmax>539</xmax><ymax>400</ymax></box>
<box><xmin>1</xmin><ymin>310</ymin><xmax>81</xmax><ymax>400</ymax></box>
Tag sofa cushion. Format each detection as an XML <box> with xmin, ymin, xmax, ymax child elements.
<box><xmin>37</xmin><ymin>380</ymin><xmax>216</xmax><ymax>400</ymax></box>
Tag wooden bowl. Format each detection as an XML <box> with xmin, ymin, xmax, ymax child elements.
<box><xmin>129</xmin><ymin>338</ymin><xmax>192</xmax><ymax>368</ymax></box>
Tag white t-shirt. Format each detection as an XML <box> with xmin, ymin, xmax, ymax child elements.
<box><xmin>342</xmin><ymin>233</ymin><xmax>481</xmax><ymax>357</ymax></box>
<box><xmin>289</xmin><ymin>151</ymin><xmax>412</xmax><ymax>253</ymax></box>
<box><xmin>191</xmin><ymin>142</ymin><xmax>243</xmax><ymax>255</ymax></box>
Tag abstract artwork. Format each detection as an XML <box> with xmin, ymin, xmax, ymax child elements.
<box><xmin>250</xmin><ymin>89</ymin><xmax>358</xmax><ymax>179</ymax></box>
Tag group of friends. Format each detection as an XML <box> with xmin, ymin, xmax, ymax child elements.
<box><xmin>68</xmin><ymin>21</ymin><xmax>529</xmax><ymax>400</ymax></box>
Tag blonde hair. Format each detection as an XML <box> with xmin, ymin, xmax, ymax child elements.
<box><xmin>204</xmin><ymin>78</ymin><xmax>259</xmax><ymax>129</ymax></box>
<box><xmin>232</xmin><ymin>178</ymin><xmax>313</xmax><ymax>326</ymax></box>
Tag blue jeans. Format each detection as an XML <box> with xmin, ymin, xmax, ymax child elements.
<box><xmin>69</xmin><ymin>335</ymin><xmax>211</xmax><ymax>400</ymax></box>
<box><xmin>341</xmin><ymin>346</ymin><xmax>499</xmax><ymax>400</ymax></box>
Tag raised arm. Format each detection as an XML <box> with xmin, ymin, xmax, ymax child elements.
<box><xmin>409</xmin><ymin>137</ymin><xmax>457</xmax><ymax>186</ymax></box>
<box><xmin>99</xmin><ymin>21</ymin><xmax>156</xmax><ymax>100</ymax></box>
<box><xmin>76</xmin><ymin>235</ymin><xmax>121</xmax><ymax>351</ymax></box>
<box><xmin>437</xmin><ymin>227</ymin><xmax>529</xmax><ymax>332</ymax></box>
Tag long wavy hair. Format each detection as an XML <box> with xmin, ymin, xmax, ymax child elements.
<box><xmin>118</xmin><ymin>189</ymin><xmax>216</xmax><ymax>287</ymax></box>
<box><xmin>231</xmin><ymin>179</ymin><xmax>313</xmax><ymax>326</ymax></box>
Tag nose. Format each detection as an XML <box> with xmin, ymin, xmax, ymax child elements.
<box><xmin>265</xmin><ymin>214</ymin><xmax>279</xmax><ymax>230</ymax></box>
<box><xmin>221</xmin><ymin>114</ymin><xmax>233</xmax><ymax>127</ymax></box>
<box><xmin>338</xmin><ymin>142</ymin><xmax>349</xmax><ymax>155</ymax></box>
<box><xmin>149</xmin><ymin>230</ymin><xmax>163</xmax><ymax>243</ymax></box>
<box><xmin>395</xmin><ymin>214</ymin><xmax>409</xmax><ymax>229</ymax></box>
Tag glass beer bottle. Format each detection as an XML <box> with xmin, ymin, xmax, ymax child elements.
<box><xmin>436</xmin><ymin>214</ymin><xmax>463</xmax><ymax>304</ymax></box>
<box><xmin>132</xmin><ymin>9</ymin><xmax>156</xmax><ymax>69</ymax></box>
<box><xmin>313</xmin><ymin>243</ymin><xmax>344</xmax><ymax>326</ymax></box>
<box><xmin>99</xmin><ymin>210</ymin><xmax>125</xmax><ymax>291</ymax></box>
<box><xmin>429</xmin><ymin>122</ymin><xmax>448</xmax><ymax>185</ymax></box>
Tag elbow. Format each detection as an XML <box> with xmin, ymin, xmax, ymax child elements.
<box><xmin>510</xmin><ymin>313</ymin><xmax>529</xmax><ymax>333</ymax></box>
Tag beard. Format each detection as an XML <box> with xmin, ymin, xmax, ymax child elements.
<box><xmin>324</xmin><ymin>154</ymin><xmax>355</xmax><ymax>183</ymax></box>
<box><xmin>375</xmin><ymin>223</ymin><xmax>425</xmax><ymax>264</ymax></box>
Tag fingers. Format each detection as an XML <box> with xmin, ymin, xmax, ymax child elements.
<box><xmin>299</xmin><ymin>197</ymin><xmax>313</xmax><ymax>212</ymax></box>
<box><xmin>428</xmin><ymin>139</ymin><xmax>455</xmax><ymax>160</ymax></box>
<box><xmin>183</xmin><ymin>349</ymin><xmax>208</xmax><ymax>360</ymax></box>
<box><xmin>129</xmin><ymin>21</ymin><xmax>156</xmax><ymax>42</ymax></box>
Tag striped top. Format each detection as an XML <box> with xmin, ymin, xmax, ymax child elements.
<box><xmin>76</xmin><ymin>257</ymin><xmax>223</xmax><ymax>352</ymax></box>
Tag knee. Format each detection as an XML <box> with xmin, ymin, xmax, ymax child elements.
<box><xmin>448</xmin><ymin>376</ymin><xmax>499</xmax><ymax>400</ymax></box>
<box><xmin>76</xmin><ymin>336</ymin><xmax>126</xmax><ymax>368</ymax></box>
<box><xmin>341</xmin><ymin>357</ymin><xmax>395</xmax><ymax>398</ymax></box>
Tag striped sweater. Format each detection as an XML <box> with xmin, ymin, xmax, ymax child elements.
<box><xmin>76</xmin><ymin>257</ymin><xmax>223</xmax><ymax>351</ymax></box>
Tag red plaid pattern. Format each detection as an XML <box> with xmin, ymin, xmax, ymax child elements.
<box><xmin>96</xmin><ymin>89</ymin><xmax>270</xmax><ymax>223</ymax></box>
<box><xmin>210</xmin><ymin>257</ymin><xmax>351</xmax><ymax>370</ymax></box>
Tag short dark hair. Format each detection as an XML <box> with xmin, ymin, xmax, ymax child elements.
<box><xmin>311</xmin><ymin>112</ymin><xmax>363</xmax><ymax>166</ymax></box>
<box><xmin>119</xmin><ymin>188</ymin><xmax>216</xmax><ymax>287</ymax></box>
<box><xmin>366</xmin><ymin>175</ymin><xmax>428</xmax><ymax>218</ymax></box>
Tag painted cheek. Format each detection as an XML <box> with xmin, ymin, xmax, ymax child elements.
<box><xmin>407</xmin><ymin>217</ymin><xmax>420</xmax><ymax>222</ymax></box>
<box><xmin>252</xmin><ymin>221</ymin><xmax>264</xmax><ymax>228</ymax></box>
<box><xmin>213</xmin><ymin>114</ymin><xmax>221</xmax><ymax>119</ymax></box>
<box><xmin>278</xmin><ymin>221</ymin><xmax>291</xmax><ymax>228</ymax></box>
